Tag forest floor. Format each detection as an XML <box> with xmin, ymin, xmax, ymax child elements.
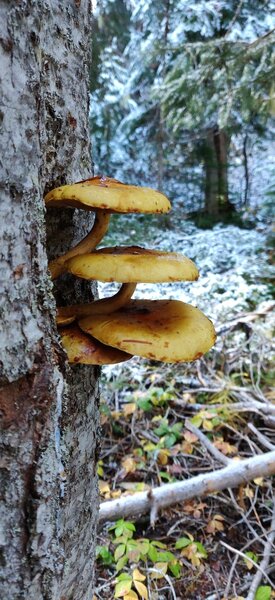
<box><xmin>94</xmin><ymin>210</ymin><xmax>274</xmax><ymax>600</ymax></box>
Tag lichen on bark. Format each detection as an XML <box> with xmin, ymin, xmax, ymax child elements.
<box><xmin>0</xmin><ymin>2</ymin><xmax>99</xmax><ymax>599</ymax></box>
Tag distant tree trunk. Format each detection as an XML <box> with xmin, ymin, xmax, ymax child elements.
<box><xmin>203</xmin><ymin>127</ymin><xmax>234</xmax><ymax>216</ymax></box>
<box><xmin>243</xmin><ymin>133</ymin><xmax>250</xmax><ymax>206</ymax></box>
<box><xmin>0</xmin><ymin>3</ymin><xmax>99</xmax><ymax>600</ymax></box>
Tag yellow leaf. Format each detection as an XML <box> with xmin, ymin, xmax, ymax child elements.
<box><xmin>203</xmin><ymin>419</ymin><xmax>214</xmax><ymax>431</ymax></box>
<box><xmin>111</xmin><ymin>411</ymin><xmax>122</xmax><ymax>420</ymax></box>
<box><xmin>111</xmin><ymin>490</ymin><xmax>122</xmax><ymax>498</ymax></box>
<box><xmin>181</xmin><ymin>441</ymin><xmax>194</xmax><ymax>454</ymax></box>
<box><xmin>214</xmin><ymin>439</ymin><xmax>238</xmax><ymax>455</ymax></box>
<box><xmin>206</xmin><ymin>514</ymin><xmax>224</xmax><ymax>534</ymax></box>
<box><xmin>157</xmin><ymin>449</ymin><xmax>170</xmax><ymax>465</ymax></box>
<box><xmin>97</xmin><ymin>465</ymin><xmax>104</xmax><ymax>477</ymax></box>
<box><xmin>253</xmin><ymin>477</ymin><xmax>264</xmax><ymax>485</ymax></box>
<box><xmin>114</xmin><ymin>580</ymin><xmax>132</xmax><ymax>598</ymax></box>
<box><xmin>123</xmin><ymin>403</ymin><xmax>137</xmax><ymax>416</ymax></box>
<box><xmin>133</xmin><ymin>568</ymin><xmax>146</xmax><ymax>582</ymax></box>
<box><xmin>121</xmin><ymin>457</ymin><xmax>137</xmax><ymax>474</ymax></box>
<box><xmin>133</xmin><ymin>581</ymin><xmax>148</xmax><ymax>599</ymax></box>
<box><xmin>98</xmin><ymin>480</ymin><xmax>110</xmax><ymax>496</ymax></box>
<box><xmin>244</xmin><ymin>486</ymin><xmax>254</xmax><ymax>499</ymax></box>
<box><xmin>150</xmin><ymin>563</ymin><xmax>167</xmax><ymax>579</ymax></box>
<box><xmin>183</xmin><ymin>431</ymin><xmax>198</xmax><ymax>443</ymax></box>
<box><xmin>182</xmin><ymin>392</ymin><xmax>193</xmax><ymax>402</ymax></box>
<box><xmin>124</xmin><ymin>591</ymin><xmax>139</xmax><ymax>600</ymax></box>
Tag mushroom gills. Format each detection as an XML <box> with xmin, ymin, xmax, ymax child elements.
<box><xmin>59</xmin><ymin>324</ymin><xmax>132</xmax><ymax>365</ymax></box>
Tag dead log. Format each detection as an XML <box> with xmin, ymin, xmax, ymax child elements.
<box><xmin>99</xmin><ymin>450</ymin><xmax>275</xmax><ymax>524</ymax></box>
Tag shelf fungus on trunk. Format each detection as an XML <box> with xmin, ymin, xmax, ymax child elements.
<box><xmin>55</xmin><ymin>246</ymin><xmax>199</xmax><ymax>325</ymax></box>
<box><xmin>45</xmin><ymin>176</ymin><xmax>171</xmax><ymax>278</ymax></box>
<box><xmin>46</xmin><ymin>176</ymin><xmax>216</xmax><ymax>365</ymax></box>
<box><xmin>78</xmin><ymin>299</ymin><xmax>216</xmax><ymax>363</ymax></box>
<box><xmin>59</xmin><ymin>324</ymin><xmax>132</xmax><ymax>365</ymax></box>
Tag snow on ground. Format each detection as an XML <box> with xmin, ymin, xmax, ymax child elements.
<box><xmin>98</xmin><ymin>221</ymin><xmax>274</xmax><ymax>330</ymax></box>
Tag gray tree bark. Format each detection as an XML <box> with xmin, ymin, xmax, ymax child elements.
<box><xmin>0</xmin><ymin>2</ymin><xmax>99</xmax><ymax>599</ymax></box>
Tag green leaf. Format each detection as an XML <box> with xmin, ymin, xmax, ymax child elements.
<box><xmin>138</xmin><ymin>539</ymin><xmax>150</xmax><ymax>556</ymax></box>
<box><xmin>148</xmin><ymin>544</ymin><xmax>158</xmax><ymax>563</ymax></box>
<box><xmin>168</xmin><ymin>560</ymin><xmax>181</xmax><ymax>578</ymax></box>
<box><xmin>154</xmin><ymin>421</ymin><xmax>169</xmax><ymax>437</ymax></box>
<box><xmin>255</xmin><ymin>586</ymin><xmax>272</xmax><ymax>600</ymax></box>
<box><xmin>190</xmin><ymin>416</ymin><xmax>202</xmax><ymax>428</ymax></box>
<box><xmin>125</xmin><ymin>522</ymin><xmax>136</xmax><ymax>532</ymax></box>
<box><xmin>114</xmin><ymin>535</ymin><xmax>128</xmax><ymax>545</ymax></box>
<box><xmin>151</xmin><ymin>540</ymin><xmax>166</xmax><ymax>548</ymax></box>
<box><xmin>156</xmin><ymin>551</ymin><xmax>175</xmax><ymax>562</ymax></box>
<box><xmin>115</xmin><ymin>525</ymin><xmax>124</xmax><ymax>537</ymax></box>
<box><xmin>137</xmin><ymin>399</ymin><xmax>152</xmax><ymax>411</ymax></box>
<box><xmin>96</xmin><ymin>545</ymin><xmax>113</xmax><ymax>562</ymax></box>
<box><xmin>175</xmin><ymin>537</ymin><xmax>191</xmax><ymax>549</ymax></box>
<box><xmin>159</xmin><ymin>471</ymin><xmax>173</xmax><ymax>482</ymax></box>
<box><xmin>117</xmin><ymin>572</ymin><xmax>132</xmax><ymax>582</ymax></box>
<box><xmin>114</xmin><ymin>544</ymin><xmax>126</xmax><ymax>562</ymax></box>
<box><xmin>116</xmin><ymin>555</ymin><xmax>128</xmax><ymax>572</ymax></box>
<box><xmin>163</xmin><ymin>433</ymin><xmax>177</xmax><ymax>448</ymax></box>
<box><xmin>244</xmin><ymin>551</ymin><xmax>258</xmax><ymax>568</ymax></box>
<box><xmin>195</xmin><ymin>542</ymin><xmax>208</xmax><ymax>557</ymax></box>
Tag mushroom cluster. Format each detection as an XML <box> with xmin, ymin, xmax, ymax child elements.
<box><xmin>45</xmin><ymin>176</ymin><xmax>216</xmax><ymax>365</ymax></box>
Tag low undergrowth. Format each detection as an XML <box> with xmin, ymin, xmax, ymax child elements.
<box><xmin>94</xmin><ymin>216</ymin><xmax>274</xmax><ymax>599</ymax></box>
<box><xmin>95</xmin><ymin>305</ymin><xmax>275</xmax><ymax>599</ymax></box>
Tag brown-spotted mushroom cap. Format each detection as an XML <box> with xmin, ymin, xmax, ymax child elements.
<box><xmin>65</xmin><ymin>245</ymin><xmax>199</xmax><ymax>283</ymax></box>
<box><xmin>59</xmin><ymin>324</ymin><xmax>132</xmax><ymax>365</ymax></box>
<box><xmin>78</xmin><ymin>299</ymin><xmax>216</xmax><ymax>363</ymax></box>
<box><xmin>45</xmin><ymin>176</ymin><xmax>171</xmax><ymax>214</ymax></box>
<box><xmin>45</xmin><ymin>177</ymin><xmax>171</xmax><ymax>279</ymax></box>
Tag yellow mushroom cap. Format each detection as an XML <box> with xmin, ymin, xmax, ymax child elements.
<box><xmin>78</xmin><ymin>299</ymin><xmax>216</xmax><ymax>363</ymax></box>
<box><xmin>65</xmin><ymin>246</ymin><xmax>199</xmax><ymax>283</ymax></box>
<box><xmin>45</xmin><ymin>176</ymin><xmax>171</xmax><ymax>214</ymax></box>
<box><xmin>59</xmin><ymin>324</ymin><xmax>132</xmax><ymax>365</ymax></box>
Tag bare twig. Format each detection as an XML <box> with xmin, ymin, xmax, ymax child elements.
<box><xmin>246</xmin><ymin>499</ymin><xmax>275</xmax><ymax>598</ymax></box>
<box><xmin>146</xmin><ymin>568</ymin><xmax>177</xmax><ymax>600</ymax></box>
<box><xmin>220</xmin><ymin>541</ymin><xmax>275</xmax><ymax>589</ymax></box>
<box><xmin>185</xmin><ymin>419</ymin><xmax>230</xmax><ymax>466</ymax></box>
<box><xmin>247</xmin><ymin>423</ymin><xmax>275</xmax><ymax>452</ymax></box>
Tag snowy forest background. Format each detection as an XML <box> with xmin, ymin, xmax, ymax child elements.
<box><xmin>92</xmin><ymin>3</ymin><xmax>275</xmax><ymax>598</ymax></box>
<box><xmin>90</xmin><ymin>0</ymin><xmax>274</xmax><ymax>222</ymax></box>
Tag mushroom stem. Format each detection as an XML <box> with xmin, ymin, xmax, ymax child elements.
<box><xmin>49</xmin><ymin>210</ymin><xmax>110</xmax><ymax>279</ymax></box>
<box><xmin>57</xmin><ymin>282</ymin><xmax>137</xmax><ymax>325</ymax></box>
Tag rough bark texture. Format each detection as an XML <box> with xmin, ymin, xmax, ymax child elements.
<box><xmin>0</xmin><ymin>2</ymin><xmax>99</xmax><ymax>599</ymax></box>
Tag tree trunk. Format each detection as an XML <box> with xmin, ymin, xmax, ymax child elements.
<box><xmin>0</xmin><ymin>2</ymin><xmax>99</xmax><ymax>599</ymax></box>
<box><xmin>243</xmin><ymin>133</ymin><xmax>250</xmax><ymax>206</ymax></box>
<box><xmin>203</xmin><ymin>127</ymin><xmax>233</xmax><ymax>216</ymax></box>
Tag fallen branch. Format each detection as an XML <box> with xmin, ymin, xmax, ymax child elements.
<box><xmin>173</xmin><ymin>398</ymin><xmax>275</xmax><ymax>416</ymax></box>
<box><xmin>99</xmin><ymin>450</ymin><xmax>275</xmax><ymax>524</ymax></box>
